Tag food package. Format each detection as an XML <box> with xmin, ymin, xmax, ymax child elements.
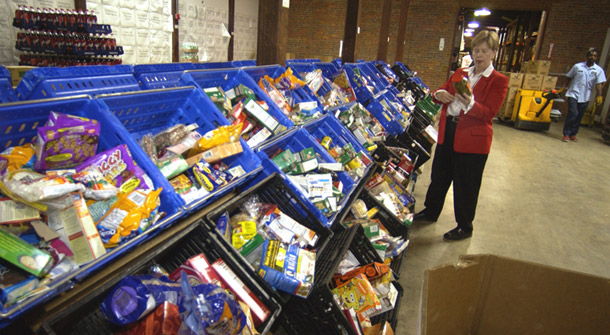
<box><xmin>331</xmin><ymin>262</ymin><xmax>391</xmax><ymax>288</ymax></box>
<box><xmin>178</xmin><ymin>271</ymin><xmax>246</xmax><ymax>335</ymax></box>
<box><xmin>0</xmin><ymin>144</ymin><xmax>35</xmax><ymax>176</ymax></box>
<box><xmin>114</xmin><ymin>301</ymin><xmax>181</xmax><ymax>335</ymax></box>
<box><xmin>243</xmin><ymin>98</ymin><xmax>283</xmax><ymax>134</ymax></box>
<box><xmin>452</xmin><ymin>73</ymin><xmax>471</xmax><ymax>96</ymax></box>
<box><xmin>232</xmin><ymin>219</ymin><xmax>257</xmax><ymax>249</ymax></box>
<box><xmin>260</xmin><ymin>206</ymin><xmax>318</xmax><ymax>248</ymax></box>
<box><xmin>169</xmin><ymin>174</ymin><xmax>192</xmax><ymax>195</ymax></box>
<box><xmin>332</xmin><ymin>274</ymin><xmax>382</xmax><ymax>321</ymax></box>
<box><xmin>258</xmin><ymin>239</ymin><xmax>315</xmax><ymax>298</ymax></box>
<box><xmin>35</xmin><ymin>114</ymin><xmax>100</xmax><ymax>170</ymax></box>
<box><xmin>95</xmin><ymin>188</ymin><xmax>162</xmax><ymax>248</ymax></box>
<box><xmin>212</xmin><ymin>259</ymin><xmax>271</xmax><ymax>327</ymax></box>
<box><xmin>0</xmin><ymin>261</ymin><xmax>39</xmax><ymax>306</ymax></box>
<box><xmin>76</xmin><ymin>144</ymin><xmax>153</xmax><ymax>194</ymax></box>
<box><xmin>238</xmin><ymin>301</ymin><xmax>261</xmax><ymax>335</ymax></box>
<box><xmin>157</xmin><ymin>155</ymin><xmax>189</xmax><ymax>179</ymax></box>
<box><xmin>259</xmin><ymin>76</ymin><xmax>291</xmax><ymax>116</ymax></box>
<box><xmin>101</xmin><ymin>275</ymin><xmax>184</xmax><ymax>325</ymax></box>
<box><xmin>70</xmin><ymin>167</ymin><xmax>117</xmax><ymax>200</ymax></box>
<box><xmin>189</xmin><ymin>124</ymin><xmax>243</xmax><ymax>156</ymax></box>
<box><xmin>153</xmin><ymin>124</ymin><xmax>197</xmax><ymax>155</ymax></box>
<box><xmin>0</xmin><ymin>227</ymin><xmax>53</xmax><ymax>277</ymax></box>
<box><xmin>184</xmin><ymin>160</ymin><xmax>227</xmax><ymax>194</ymax></box>
<box><xmin>0</xmin><ymin>198</ymin><xmax>41</xmax><ymax>224</ymax></box>
<box><xmin>2</xmin><ymin>170</ymin><xmax>85</xmax><ymax>205</ymax></box>
<box><xmin>138</xmin><ymin>133</ymin><xmax>158</xmax><ymax>165</ymax></box>
<box><xmin>168</xmin><ymin>253</ymin><xmax>222</xmax><ymax>286</ymax></box>
<box><xmin>47</xmin><ymin>192</ymin><xmax>106</xmax><ymax>266</ymax></box>
<box><xmin>188</xmin><ymin>141</ymin><xmax>243</xmax><ymax>165</ymax></box>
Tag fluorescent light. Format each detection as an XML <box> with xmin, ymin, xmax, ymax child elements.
<box><xmin>468</xmin><ymin>21</ymin><xmax>480</xmax><ymax>28</ymax></box>
<box><xmin>474</xmin><ymin>8</ymin><xmax>491</xmax><ymax>16</ymax></box>
<box><xmin>464</xmin><ymin>31</ymin><xmax>473</xmax><ymax>37</ymax></box>
<box><xmin>465</xmin><ymin>28</ymin><xmax>475</xmax><ymax>32</ymax></box>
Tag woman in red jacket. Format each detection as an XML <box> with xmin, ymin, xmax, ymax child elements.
<box><xmin>414</xmin><ymin>30</ymin><xmax>508</xmax><ymax>240</ymax></box>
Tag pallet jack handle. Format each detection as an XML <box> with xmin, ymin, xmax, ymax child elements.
<box><xmin>535</xmin><ymin>89</ymin><xmax>563</xmax><ymax>118</ymax></box>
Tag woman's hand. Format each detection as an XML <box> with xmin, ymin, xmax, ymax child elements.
<box><xmin>436</xmin><ymin>90</ymin><xmax>455</xmax><ymax>104</ymax></box>
<box><xmin>455</xmin><ymin>92</ymin><xmax>472</xmax><ymax>107</ymax></box>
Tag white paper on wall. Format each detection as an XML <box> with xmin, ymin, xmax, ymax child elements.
<box><xmin>135</xmin><ymin>10</ymin><xmax>149</xmax><ymax>28</ymax></box>
<box><xmin>101</xmin><ymin>0</ymin><xmax>118</xmax><ymax>6</ymax></box>
<box><xmin>136</xmin><ymin>47</ymin><xmax>150</xmax><ymax>64</ymax></box>
<box><xmin>162</xmin><ymin>1</ymin><xmax>170</xmax><ymax>15</ymax></box>
<box><xmin>122</xmin><ymin>45</ymin><xmax>135</xmax><ymax>64</ymax></box>
<box><xmin>149</xmin><ymin>30</ymin><xmax>163</xmax><ymax>47</ymax></box>
<box><xmin>119</xmin><ymin>0</ymin><xmax>134</xmax><ymax>9</ymax></box>
<box><xmin>102</xmin><ymin>5</ymin><xmax>119</xmax><ymax>25</ymax></box>
<box><xmin>87</xmin><ymin>2</ymin><xmax>100</xmax><ymax>14</ymax></box>
<box><xmin>121</xmin><ymin>28</ymin><xmax>136</xmax><ymax>45</ymax></box>
<box><xmin>56</xmin><ymin>0</ymin><xmax>73</xmax><ymax>8</ymax></box>
<box><xmin>111</xmin><ymin>25</ymin><xmax>121</xmax><ymax>42</ymax></box>
<box><xmin>149</xmin><ymin>12</ymin><xmax>164</xmax><ymax>29</ymax></box>
<box><xmin>119</xmin><ymin>7</ymin><xmax>134</xmax><ymax>27</ymax></box>
<box><xmin>164</xmin><ymin>14</ymin><xmax>172</xmax><ymax>32</ymax></box>
<box><xmin>10</xmin><ymin>0</ymin><xmax>31</xmax><ymax>7</ymax></box>
<box><xmin>136</xmin><ymin>0</ymin><xmax>149</xmax><ymax>11</ymax></box>
<box><xmin>149</xmin><ymin>0</ymin><xmax>163</xmax><ymax>13</ymax></box>
<box><xmin>35</xmin><ymin>0</ymin><xmax>57</xmax><ymax>8</ymax></box>
<box><xmin>136</xmin><ymin>28</ymin><xmax>150</xmax><ymax>46</ymax></box>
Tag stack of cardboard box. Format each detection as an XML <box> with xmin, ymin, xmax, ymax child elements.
<box><xmin>497</xmin><ymin>60</ymin><xmax>558</xmax><ymax>120</ymax></box>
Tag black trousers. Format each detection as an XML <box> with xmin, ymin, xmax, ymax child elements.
<box><xmin>423</xmin><ymin>118</ymin><xmax>488</xmax><ymax>232</ymax></box>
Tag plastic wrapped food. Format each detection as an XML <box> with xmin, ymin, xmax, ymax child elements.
<box><xmin>2</xmin><ymin>170</ymin><xmax>85</xmax><ymax>204</ymax></box>
<box><xmin>0</xmin><ymin>144</ymin><xmax>36</xmax><ymax>176</ymax></box>
<box><xmin>115</xmin><ymin>302</ymin><xmax>181</xmax><ymax>335</ymax></box>
<box><xmin>259</xmin><ymin>76</ymin><xmax>291</xmax><ymax>116</ymax></box>
<box><xmin>76</xmin><ymin>144</ymin><xmax>153</xmax><ymax>194</ymax></box>
<box><xmin>258</xmin><ymin>239</ymin><xmax>315</xmax><ymax>298</ymax></box>
<box><xmin>153</xmin><ymin>124</ymin><xmax>197</xmax><ymax>154</ymax></box>
<box><xmin>178</xmin><ymin>271</ymin><xmax>246</xmax><ymax>335</ymax></box>
<box><xmin>138</xmin><ymin>133</ymin><xmax>158</xmax><ymax>165</ymax></box>
<box><xmin>452</xmin><ymin>73</ymin><xmax>471</xmax><ymax>96</ymax></box>
<box><xmin>35</xmin><ymin>115</ymin><xmax>100</xmax><ymax>170</ymax></box>
<box><xmin>275</xmin><ymin>67</ymin><xmax>305</xmax><ymax>90</ymax></box>
<box><xmin>189</xmin><ymin>124</ymin><xmax>243</xmax><ymax>156</ymax></box>
<box><xmin>70</xmin><ymin>167</ymin><xmax>117</xmax><ymax>200</ymax></box>
<box><xmin>95</xmin><ymin>188</ymin><xmax>162</xmax><ymax>248</ymax></box>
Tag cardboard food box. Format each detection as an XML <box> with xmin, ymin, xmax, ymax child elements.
<box><xmin>419</xmin><ymin>254</ymin><xmax>610</xmax><ymax>335</ymax></box>
<box><xmin>6</xmin><ymin>66</ymin><xmax>35</xmax><ymax>87</ymax></box>
<box><xmin>525</xmin><ymin>60</ymin><xmax>551</xmax><ymax>75</ymax></box>
<box><xmin>540</xmin><ymin>75</ymin><xmax>558</xmax><ymax>91</ymax></box>
<box><xmin>521</xmin><ymin>74</ymin><xmax>544</xmax><ymax>90</ymax></box>
<box><xmin>502</xmin><ymin>72</ymin><xmax>524</xmax><ymax>88</ymax></box>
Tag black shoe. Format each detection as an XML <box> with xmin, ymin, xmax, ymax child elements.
<box><xmin>443</xmin><ymin>228</ymin><xmax>472</xmax><ymax>241</ymax></box>
<box><xmin>414</xmin><ymin>211</ymin><xmax>437</xmax><ymax>222</ymax></box>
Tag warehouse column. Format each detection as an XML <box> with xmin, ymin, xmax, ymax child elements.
<box><xmin>228</xmin><ymin>0</ymin><xmax>235</xmax><ymax>61</ymax></box>
<box><xmin>394</xmin><ymin>0</ymin><xmax>409</xmax><ymax>62</ymax></box>
<box><xmin>342</xmin><ymin>0</ymin><xmax>362</xmax><ymax>63</ymax></box>
<box><xmin>376</xmin><ymin>0</ymin><xmax>392</xmax><ymax>61</ymax></box>
<box><xmin>257</xmin><ymin>0</ymin><xmax>289</xmax><ymax>66</ymax></box>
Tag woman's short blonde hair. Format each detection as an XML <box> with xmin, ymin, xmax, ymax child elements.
<box><xmin>472</xmin><ymin>30</ymin><xmax>500</xmax><ymax>51</ymax></box>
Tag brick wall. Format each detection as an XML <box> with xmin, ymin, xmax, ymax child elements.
<box><xmin>288</xmin><ymin>0</ymin><xmax>610</xmax><ymax>89</ymax></box>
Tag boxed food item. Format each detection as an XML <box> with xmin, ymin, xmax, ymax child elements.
<box><xmin>257</xmin><ymin>239</ymin><xmax>315</xmax><ymax>298</ymax></box>
<box><xmin>521</xmin><ymin>74</ymin><xmax>544</xmax><ymax>91</ymax></box>
<box><xmin>502</xmin><ymin>72</ymin><xmax>525</xmax><ymax>88</ymax></box>
<box><xmin>0</xmin><ymin>227</ymin><xmax>53</xmax><ymax>277</ymax></box>
<box><xmin>168</xmin><ymin>253</ymin><xmax>221</xmax><ymax>286</ymax></box>
<box><xmin>540</xmin><ymin>75</ymin><xmax>558</xmax><ymax>91</ymax></box>
<box><xmin>244</xmin><ymin>98</ymin><xmax>282</xmax><ymax>134</ymax></box>
<box><xmin>0</xmin><ymin>261</ymin><xmax>39</xmax><ymax>306</ymax></box>
<box><xmin>47</xmin><ymin>192</ymin><xmax>106</xmax><ymax>265</ymax></box>
<box><xmin>420</xmin><ymin>254</ymin><xmax>610</xmax><ymax>335</ymax></box>
<box><xmin>115</xmin><ymin>301</ymin><xmax>181</xmax><ymax>335</ymax></box>
<box><xmin>332</xmin><ymin>274</ymin><xmax>382</xmax><ymax>321</ymax></box>
<box><xmin>522</xmin><ymin>60</ymin><xmax>551</xmax><ymax>75</ymax></box>
<box><xmin>0</xmin><ymin>198</ymin><xmax>41</xmax><ymax>224</ymax></box>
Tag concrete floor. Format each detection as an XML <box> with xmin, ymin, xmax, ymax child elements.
<box><xmin>397</xmin><ymin>119</ymin><xmax>610</xmax><ymax>334</ymax></box>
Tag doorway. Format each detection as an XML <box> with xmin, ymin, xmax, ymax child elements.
<box><xmin>452</xmin><ymin>8</ymin><xmax>546</xmax><ymax>72</ymax></box>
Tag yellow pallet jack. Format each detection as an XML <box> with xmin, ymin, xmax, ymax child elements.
<box><xmin>511</xmin><ymin>89</ymin><xmax>562</xmax><ymax>131</ymax></box>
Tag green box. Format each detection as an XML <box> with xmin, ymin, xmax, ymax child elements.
<box><xmin>271</xmin><ymin>149</ymin><xmax>297</xmax><ymax>172</ymax></box>
<box><xmin>0</xmin><ymin>228</ymin><xmax>53</xmax><ymax>277</ymax></box>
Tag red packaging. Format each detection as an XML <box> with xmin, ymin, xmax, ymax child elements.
<box><xmin>115</xmin><ymin>302</ymin><xmax>181</xmax><ymax>335</ymax></box>
<box><xmin>168</xmin><ymin>253</ymin><xmax>222</xmax><ymax>287</ymax></box>
<box><xmin>212</xmin><ymin>259</ymin><xmax>270</xmax><ymax>327</ymax></box>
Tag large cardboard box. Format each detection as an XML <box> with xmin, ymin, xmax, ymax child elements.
<box><xmin>540</xmin><ymin>75</ymin><xmax>558</xmax><ymax>91</ymax></box>
<box><xmin>497</xmin><ymin>87</ymin><xmax>519</xmax><ymax>119</ymax></box>
<box><xmin>419</xmin><ymin>254</ymin><xmax>610</xmax><ymax>335</ymax></box>
<box><xmin>522</xmin><ymin>74</ymin><xmax>544</xmax><ymax>90</ymax></box>
<box><xmin>502</xmin><ymin>72</ymin><xmax>524</xmax><ymax>88</ymax></box>
<box><xmin>6</xmin><ymin>66</ymin><xmax>35</xmax><ymax>86</ymax></box>
<box><xmin>521</xmin><ymin>60</ymin><xmax>551</xmax><ymax>75</ymax></box>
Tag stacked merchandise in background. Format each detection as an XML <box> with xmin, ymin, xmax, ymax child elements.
<box><xmin>13</xmin><ymin>6</ymin><xmax>123</xmax><ymax>66</ymax></box>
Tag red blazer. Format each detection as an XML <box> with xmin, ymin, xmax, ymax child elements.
<box><xmin>432</xmin><ymin>67</ymin><xmax>508</xmax><ymax>154</ymax></box>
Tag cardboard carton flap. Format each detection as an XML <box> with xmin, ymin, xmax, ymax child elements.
<box><xmin>421</xmin><ymin>254</ymin><xmax>610</xmax><ymax>335</ymax></box>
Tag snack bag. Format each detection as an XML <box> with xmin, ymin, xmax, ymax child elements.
<box><xmin>0</xmin><ymin>144</ymin><xmax>36</xmax><ymax>176</ymax></box>
<box><xmin>76</xmin><ymin>144</ymin><xmax>153</xmax><ymax>194</ymax></box>
<box><xmin>258</xmin><ymin>239</ymin><xmax>315</xmax><ymax>298</ymax></box>
<box><xmin>70</xmin><ymin>167</ymin><xmax>117</xmax><ymax>200</ymax></box>
<box><xmin>331</xmin><ymin>274</ymin><xmax>382</xmax><ymax>321</ymax></box>
<box><xmin>259</xmin><ymin>76</ymin><xmax>291</xmax><ymax>116</ymax></box>
<box><xmin>189</xmin><ymin>124</ymin><xmax>243</xmax><ymax>156</ymax></box>
<box><xmin>452</xmin><ymin>73</ymin><xmax>471</xmax><ymax>96</ymax></box>
<box><xmin>35</xmin><ymin>116</ymin><xmax>100</xmax><ymax>170</ymax></box>
<box><xmin>275</xmin><ymin>67</ymin><xmax>305</xmax><ymax>90</ymax></box>
<box><xmin>153</xmin><ymin>124</ymin><xmax>197</xmax><ymax>154</ymax></box>
<box><xmin>95</xmin><ymin>188</ymin><xmax>162</xmax><ymax>248</ymax></box>
<box><xmin>114</xmin><ymin>302</ymin><xmax>181</xmax><ymax>335</ymax></box>
<box><xmin>46</xmin><ymin>112</ymin><xmax>96</xmax><ymax>127</ymax></box>
<box><xmin>138</xmin><ymin>133</ymin><xmax>158</xmax><ymax>165</ymax></box>
<box><xmin>2</xmin><ymin>170</ymin><xmax>85</xmax><ymax>204</ymax></box>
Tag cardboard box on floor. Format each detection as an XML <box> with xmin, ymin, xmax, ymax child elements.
<box><xmin>419</xmin><ymin>254</ymin><xmax>610</xmax><ymax>335</ymax></box>
<box><xmin>497</xmin><ymin>87</ymin><xmax>519</xmax><ymax>119</ymax></box>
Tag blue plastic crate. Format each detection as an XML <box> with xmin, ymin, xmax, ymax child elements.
<box><xmin>179</xmin><ymin>68</ymin><xmax>295</xmax><ymax>143</ymax></box>
<box><xmin>243</xmin><ymin>65</ymin><xmax>325</xmax><ymax>115</ymax></box>
<box><xmin>257</xmin><ymin>128</ymin><xmax>356</xmax><ymax>227</ymax></box>
<box><xmin>0</xmin><ymin>79</ymin><xmax>18</xmax><ymax>104</ymax></box>
<box><xmin>287</xmin><ymin>63</ymin><xmax>340</xmax><ymax>110</ymax></box>
<box><xmin>286</xmin><ymin>58</ymin><xmax>321</xmax><ymax>65</ymax></box>
<box><xmin>192</xmin><ymin>62</ymin><xmax>238</xmax><ymax>70</ymax></box>
<box><xmin>16</xmin><ymin>65</ymin><xmax>140</xmax><ymax>100</ymax></box>
<box><xmin>232</xmin><ymin>60</ymin><xmax>257</xmax><ymax>67</ymax></box>
<box><xmin>313</xmin><ymin>62</ymin><xmax>340</xmax><ymax>79</ymax></box>
<box><xmin>95</xmin><ymin>86</ymin><xmax>262</xmax><ymax>213</ymax></box>
<box><xmin>0</xmin><ymin>66</ymin><xmax>11</xmax><ymax>81</ymax></box>
<box><xmin>133</xmin><ymin>63</ymin><xmax>195</xmax><ymax>76</ymax></box>
<box><xmin>0</xmin><ymin>95</ymin><xmax>184</xmax><ymax>325</ymax></box>
<box><xmin>394</xmin><ymin>61</ymin><xmax>428</xmax><ymax>89</ymax></box>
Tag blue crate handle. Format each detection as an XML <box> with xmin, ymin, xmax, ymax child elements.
<box><xmin>193</xmin><ymin>62</ymin><xmax>237</xmax><ymax>70</ymax></box>
<box><xmin>133</xmin><ymin>63</ymin><xmax>195</xmax><ymax>76</ymax></box>
<box><xmin>0</xmin><ymin>79</ymin><xmax>18</xmax><ymax>104</ymax></box>
<box><xmin>0</xmin><ymin>66</ymin><xmax>10</xmax><ymax>81</ymax></box>
<box><xmin>232</xmin><ymin>60</ymin><xmax>257</xmax><ymax>67</ymax></box>
<box><xmin>137</xmin><ymin>71</ymin><xmax>185</xmax><ymax>90</ymax></box>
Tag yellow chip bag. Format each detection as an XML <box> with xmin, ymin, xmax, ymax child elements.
<box><xmin>0</xmin><ymin>143</ymin><xmax>36</xmax><ymax>175</ymax></box>
<box><xmin>96</xmin><ymin>187</ymin><xmax>162</xmax><ymax>248</ymax></box>
<box><xmin>189</xmin><ymin>124</ymin><xmax>243</xmax><ymax>156</ymax></box>
<box><xmin>232</xmin><ymin>220</ymin><xmax>257</xmax><ymax>249</ymax></box>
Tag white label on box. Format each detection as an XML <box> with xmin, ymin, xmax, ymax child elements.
<box><xmin>267</xmin><ymin>219</ymin><xmax>295</xmax><ymax>244</ymax></box>
<box><xmin>307</xmin><ymin>174</ymin><xmax>333</xmax><ymax>198</ymax></box>
<box><xmin>246</xmin><ymin>128</ymin><xmax>272</xmax><ymax>147</ymax></box>
<box><xmin>301</xmin><ymin>158</ymin><xmax>319</xmax><ymax>173</ymax></box>
<box><xmin>228</xmin><ymin>165</ymin><xmax>246</xmax><ymax>178</ymax></box>
<box><xmin>245</xmin><ymin>99</ymin><xmax>280</xmax><ymax>133</ymax></box>
<box><xmin>0</xmin><ymin>199</ymin><xmax>40</xmax><ymax>223</ymax></box>
<box><xmin>318</xmin><ymin>163</ymin><xmax>344</xmax><ymax>171</ymax></box>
